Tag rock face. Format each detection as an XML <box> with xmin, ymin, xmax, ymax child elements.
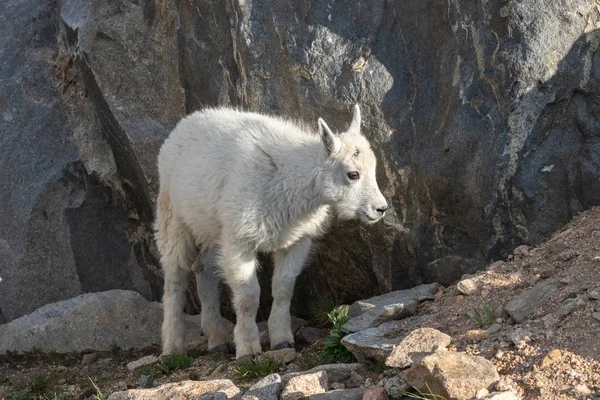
<box><xmin>0</xmin><ymin>290</ymin><xmax>205</xmax><ymax>353</ymax></box>
<box><xmin>3</xmin><ymin>0</ymin><xmax>600</xmax><ymax>322</ymax></box>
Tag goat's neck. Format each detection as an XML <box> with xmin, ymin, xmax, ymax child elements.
<box><xmin>277</xmin><ymin>143</ymin><xmax>329</xmax><ymax>223</ymax></box>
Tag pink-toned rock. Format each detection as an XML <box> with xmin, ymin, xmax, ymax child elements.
<box><xmin>385</xmin><ymin>328</ymin><xmax>451</xmax><ymax>368</ymax></box>
<box><xmin>362</xmin><ymin>386</ymin><xmax>387</xmax><ymax>400</ymax></box>
<box><xmin>281</xmin><ymin>371</ymin><xmax>328</xmax><ymax>400</ymax></box>
<box><xmin>405</xmin><ymin>351</ymin><xmax>500</xmax><ymax>400</ymax></box>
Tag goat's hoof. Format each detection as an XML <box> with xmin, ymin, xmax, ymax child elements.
<box><xmin>210</xmin><ymin>342</ymin><xmax>235</xmax><ymax>355</ymax></box>
<box><xmin>273</xmin><ymin>341</ymin><xmax>294</xmax><ymax>350</ymax></box>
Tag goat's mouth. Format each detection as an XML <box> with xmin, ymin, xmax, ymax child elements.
<box><xmin>360</xmin><ymin>212</ymin><xmax>384</xmax><ymax>224</ymax></box>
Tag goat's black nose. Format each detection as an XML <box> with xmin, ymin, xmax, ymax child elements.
<box><xmin>376</xmin><ymin>205</ymin><xmax>389</xmax><ymax>214</ymax></box>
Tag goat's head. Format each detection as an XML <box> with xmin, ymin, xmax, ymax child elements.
<box><xmin>318</xmin><ymin>104</ymin><xmax>388</xmax><ymax>224</ymax></box>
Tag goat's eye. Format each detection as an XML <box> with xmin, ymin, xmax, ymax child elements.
<box><xmin>353</xmin><ymin>150</ymin><xmax>359</xmax><ymax>157</ymax></box>
<box><xmin>347</xmin><ymin>171</ymin><xmax>360</xmax><ymax>180</ymax></box>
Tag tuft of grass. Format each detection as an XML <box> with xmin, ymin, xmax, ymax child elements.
<box><xmin>470</xmin><ymin>295</ymin><xmax>496</xmax><ymax>329</ymax></box>
<box><xmin>43</xmin><ymin>392</ymin><xmax>73</xmax><ymax>400</ymax></box>
<box><xmin>404</xmin><ymin>383</ymin><xmax>448</xmax><ymax>400</ymax></box>
<box><xmin>109</xmin><ymin>342</ymin><xmax>121</xmax><ymax>355</ymax></box>
<box><xmin>233</xmin><ymin>357</ymin><xmax>281</xmax><ymax>381</ymax></box>
<box><xmin>30</xmin><ymin>373</ymin><xmax>49</xmax><ymax>393</ymax></box>
<box><xmin>24</xmin><ymin>347</ymin><xmax>44</xmax><ymax>356</ymax></box>
<box><xmin>12</xmin><ymin>390</ymin><xmax>33</xmax><ymax>400</ymax></box>
<box><xmin>88</xmin><ymin>377</ymin><xmax>109</xmax><ymax>400</ymax></box>
<box><xmin>160</xmin><ymin>354</ymin><xmax>192</xmax><ymax>374</ymax></box>
<box><xmin>311</xmin><ymin>295</ymin><xmax>339</xmax><ymax>328</ymax></box>
<box><xmin>322</xmin><ymin>305</ymin><xmax>356</xmax><ymax>364</ymax></box>
<box><xmin>374</xmin><ymin>360</ymin><xmax>387</xmax><ymax>374</ymax></box>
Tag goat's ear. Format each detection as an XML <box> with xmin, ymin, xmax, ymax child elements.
<box><xmin>318</xmin><ymin>118</ymin><xmax>340</xmax><ymax>156</ymax></box>
<box><xmin>347</xmin><ymin>104</ymin><xmax>361</xmax><ymax>134</ymax></box>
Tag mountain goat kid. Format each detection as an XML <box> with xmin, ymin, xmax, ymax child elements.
<box><xmin>155</xmin><ymin>104</ymin><xmax>388</xmax><ymax>360</ymax></box>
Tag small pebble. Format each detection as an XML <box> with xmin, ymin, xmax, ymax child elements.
<box><xmin>463</xmin><ymin>329</ymin><xmax>489</xmax><ymax>342</ymax></box>
<box><xmin>588</xmin><ymin>289</ymin><xmax>600</xmax><ymax>300</ymax></box>
<box><xmin>57</xmin><ymin>378</ymin><xmax>66</xmax><ymax>385</ymax></box>
<box><xmin>139</xmin><ymin>374</ymin><xmax>152</xmax><ymax>388</ymax></box>
<box><xmin>330</xmin><ymin>382</ymin><xmax>345</xmax><ymax>390</ymax></box>
<box><xmin>486</xmin><ymin>323</ymin><xmax>502</xmax><ymax>334</ymax></box>
<box><xmin>81</xmin><ymin>353</ymin><xmax>98</xmax><ymax>365</ymax></box>
<box><xmin>575</xmin><ymin>384</ymin><xmax>592</xmax><ymax>395</ymax></box>
<box><xmin>592</xmin><ymin>312</ymin><xmax>600</xmax><ymax>322</ymax></box>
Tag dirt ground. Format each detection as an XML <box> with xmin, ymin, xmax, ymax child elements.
<box><xmin>3</xmin><ymin>207</ymin><xmax>600</xmax><ymax>399</ymax></box>
<box><xmin>415</xmin><ymin>206</ymin><xmax>600</xmax><ymax>400</ymax></box>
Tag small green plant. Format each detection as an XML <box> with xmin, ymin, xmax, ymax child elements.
<box><xmin>12</xmin><ymin>390</ymin><xmax>33</xmax><ymax>400</ymax></box>
<box><xmin>30</xmin><ymin>373</ymin><xmax>49</xmax><ymax>393</ymax></box>
<box><xmin>233</xmin><ymin>357</ymin><xmax>281</xmax><ymax>381</ymax></box>
<box><xmin>88</xmin><ymin>377</ymin><xmax>109</xmax><ymax>400</ymax></box>
<box><xmin>24</xmin><ymin>347</ymin><xmax>44</xmax><ymax>356</ymax></box>
<box><xmin>322</xmin><ymin>305</ymin><xmax>356</xmax><ymax>364</ymax></box>
<box><xmin>109</xmin><ymin>342</ymin><xmax>121</xmax><ymax>354</ymax></box>
<box><xmin>470</xmin><ymin>295</ymin><xmax>496</xmax><ymax>328</ymax></box>
<box><xmin>374</xmin><ymin>360</ymin><xmax>387</xmax><ymax>374</ymax></box>
<box><xmin>404</xmin><ymin>383</ymin><xmax>448</xmax><ymax>400</ymax></box>
<box><xmin>43</xmin><ymin>392</ymin><xmax>73</xmax><ymax>400</ymax></box>
<box><xmin>311</xmin><ymin>295</ymin><xmax>339</xmax><ymax>327</ymax></box>
<box><xmin>160</xmin><ymin>354</ymin><xmax>192</xmax><ymax>374</ymax></box>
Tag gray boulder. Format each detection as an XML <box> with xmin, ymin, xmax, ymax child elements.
<box><xmin>108</xmin><ymin>380</ymin><xmax>241</xmax><ymax>400</ymax></box>
<box><xmin>0</xmin><ymin>290</ymin><xmax>205</xmax><ymax>353</ymax></box>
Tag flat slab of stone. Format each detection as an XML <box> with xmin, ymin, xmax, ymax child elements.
<box><xmin>385</xmin><ymin>327</ymin><xmax>452</xmax><ymax>368</ymax></box>
<box><xmin>127</xmin><ymin>355</ymin><xmax>159</xmax><ymax>372</ymax></box>
<box><xmin>242</xmin><ymin>373</ymin><xmax>281</xmax><ymax>400</ymax></box>
<box><xmin>341</xmin><ymin>316</ymin><xmax>428</xmax><ymax>363</ymax></box>
<box><xmin>0</xmin><ymin>290</ymin><xmax>205</xmax><ymax>353</ymax></box>
<box><xmin>505</xmin><ymin>280</ymin><xmax>559</xmax><ymax>323</ymax></box>
<box><xmin>405</xmin><ymin>351</ymin><xmax>500</xmax><ymax>400</ymax></box>
<box><xmin>107</xmin><ymin>379</ymin><xmax>241</xmax><ymax>400</ymax></box>
<box><xmin>343</xmin><ymin>283</ymin><xmax>439</xmax><ymax>333</ymax></box>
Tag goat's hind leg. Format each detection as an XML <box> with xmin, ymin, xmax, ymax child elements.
<box><xmin>157</xmin><ymin>219</ymin><xmax>197</xmax><ymax>356</ymax></box>
<box><xmin>195</xmin><ymin>245</ymin><xmax>234</xmax><ymax>354</ymax></box>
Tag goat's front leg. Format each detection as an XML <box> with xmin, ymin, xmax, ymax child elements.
<box><xmin>220</xmin><ymin>239</ymin><xmax>261</xmax><ymax>360</ymax></box>
<box><xmin>269</xmin><ymin>238</ymin><xmax>312</xmax><ymax>350</ymax></box>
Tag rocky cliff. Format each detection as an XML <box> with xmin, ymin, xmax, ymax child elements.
<box><xmin>2</xmin><ymin>0</ymin><xmax>600</xmax><ymax>322</ymax></box>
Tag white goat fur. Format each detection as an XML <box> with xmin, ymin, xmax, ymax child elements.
<box><xmin>155</xmin><ymin>105</ymin><xmax>388</xmax><ymax>359</ymax></box>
